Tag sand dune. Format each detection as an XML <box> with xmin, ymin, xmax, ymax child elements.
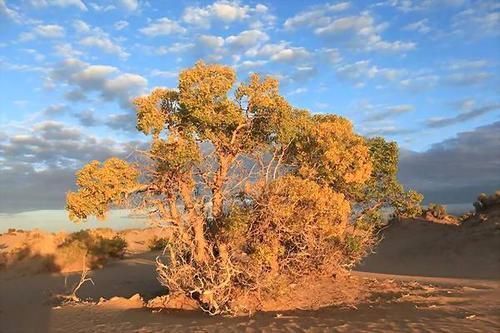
<box><xmin>1</xmin><ymin>210</ymin><xmax>499</xmax><ymax>332</ymax></box>
<box><xmin>358</xmin><ymin>211</ymin><xmax>500</xmax><ymax>279</ymax></box>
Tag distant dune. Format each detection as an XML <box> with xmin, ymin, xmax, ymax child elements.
<box><xmin>358</xmin><ymin>206</ymin><xmax>500</xmax><ymax>279</ymax></box>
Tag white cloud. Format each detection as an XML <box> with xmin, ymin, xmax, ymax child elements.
<box><xmin>118</xmin><ymin>0</ymin><xmax>139</xmax><ymax>11</ymax></box>
<box><xmin>314</xmin><ymin>13</ymin><xmax>416</xmax><ymax>52</ymax></box>
<box><xmin>79</xmin><ymin>36</ymin><xmax>130</xmax><ymax>59</ymax></box>
<box><xmin>364</xmin><ymin>103</ymin><xmax>415</xmax><ymax>122</ymax></box>
<box><xmin>0</xmin><ymin>58</ymin><xmax>46</xmax><ymax>73</ymax></box>
<box><xmin>284</xmin><ymin>2</ymin><xmax>351</xmax><ymax>30</ymax></box>
<box><xmin>247</xmin><ymin>42</ymin><xmax>311</xmax><ymax>64</ymax></box>
<box><xmin>289</xmin><ymin>66</ymin><xmax>317</xmax><ymax>83</ymax></box>
<box><xmin>42</xmin><ymin>104</ymin><xmax>67</xmax><ymax>115</ymax></box>
<box><xmin>104</xmin><ymin>74</ymin><xmax>147</xmax><ymax>101</ymax></box>
<box><xmin>53</xmin><ymin>43</ymin><xmax>83</xmax><ymax>58</ymax></box>
<box><xmin>182</xmin><ymin>1</ymin><xmax>266</xmax><ymax>28</ymax></box>
<box><xmin>446</xmin><ymin>59</ymin><xmax>489</xmax><ymax>71</ymax></box>
<box><xmin>235</xmin><ymin>59</ymin><xmax>268</xmax><ymax>71</ymax></box>
<box><xmin>73</xmin><ymin>19</ymin><xmax>91</xmax><ymax>33</ymax></box>
<box><xmin>452</xmin><ymin>3</ymin><xmax>500</xmax><ymax>37</ymax></box>
<box><xmin>72</xmin><ymin>20</ymin><xmax>129</xmax><ymax>59</ymax></box>
<box><xmin>21</xmin><ymin>24</ymin><xmax>65</xmax><ymax>40</ymax></box>
<box><xmin>114</xmin><ymin>20</ymin><xmax>129</xmax><ymax>30</ymax></box>
<box><xmin>404</xmin><ymin>19</ymin><xmax>431</xmax><ymax>33</ymax></box>
<box><xmin>23</xmin><ymin>48</ymin><xmax>45</xmax><ymax>62</ymax></box>
<box><xmin>445</xmin><ymin>72</ymin><xmax>492</xmax><ymax>86</ymax></box>
<box><xmin>49</xmin><ymin>58</ymin><xmax>148</xmax><ymax>108</ymax></box>
<box><xmin>380</xmin><ymin>0</ymin><xmax>466</xmax><ymax>12</ymax></box>
<box><xmin>335</xmin><ymin>60</ymin><xmax>405</xmax><ymax>85</ymax></box>
<box><xmin>192</xmin><ymin>30</ymin><xmax>269</xmax><ymax>61</ymax></box>
<box><xmin>0</xmin><ymin>0</ymin><xmax>22</xmax><ymax>22</ymax></box>
<box><xmin>88</xmin><ymin>2</ymin><xmax>115</xmax><ymax>12</ymax></box>
<box><xmin>288</xmin><ymin>87</ymin><xmax>308</xmax><ymax>96</ymax></box>
<box><xmin>271</xmin><ymin>47</ymin><xmax>309</xmax><ymax>63</ymax></box>
<box><xmin>225</xmin><ymin>29</ymin><xmax>269</xmax><ymax>50</ymax></box>
<box><xmin>151</xmin><ymin>70</ymin><xmax>178</xmax><ymax>78</ymax></box>
<box><xmin>322</xmin><ymin>48</ymin><xmax>343</xmax><ymax>64</ymax></box>
<box><xmin>211</xmin><ymin>1</ymin><xmax>248</xmax><ymax>22</ymax></box>
<box><xmin>198</xmin><ymin>35</ymin><xmax>225</xmax><ymax>49</ymax></box>
<box><xmin>399</xmin><ymin>73</ymin><xmax>440</xmax><ymax>92</ymax></box>
<box><xmin>140</xmin><ymin>18</ymin><xmax>186</xmax><ymax>36</ymax></box>
<box><xmin>182</xmin><ymin>6</ymin><xmax>212</xmax><ymax>28</ymax></box>
<box><xmin>150</xmin><ymin>42</ymin><xmax>195</xmax><ymax>55</ymax></box>
<box><xmin>30</xmin><ymin>0</ymin><xmax>87</xmax><ymax>11</ymax></box>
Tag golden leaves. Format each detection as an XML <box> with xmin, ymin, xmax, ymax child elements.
<box><xmin>134</xmin><ymin>88</ymin><xmax>178</xmax><ymax>136</ymax></box>
<box><xmin>291</xmin><ymin>115</ymin><xmax>373</xmax><ymax>188</ymax></box>
<box><xmin>66</xmin><ymin>158</ymin><xmax>139</xmax><ymax>222</ymax></box>
<box><xmin>178</xmin><ymin>61</ymin><xmax>243</xmax><ymax>143</ymax></box>
<box><xmin>261</xmin><ymin>175</ymin><xmax>351</xmax><ymax>236</ymax></box>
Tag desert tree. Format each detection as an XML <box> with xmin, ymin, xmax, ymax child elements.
<box><xmin>67</xmin><ymin>61</ymin><xmax>421</xmax><ymax>314</ymax></box>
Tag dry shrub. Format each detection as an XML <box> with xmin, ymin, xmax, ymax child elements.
<box><xmin>0</xmin><ymin>245</ymin><xmax>59</xmax><ymax>274</ymax></box>
<box><xmin>58</xmin><ymin>230</ymin><xmax>127</xmax><ymax>269</ymax></box>
<box><xmin>474</xmin><ymin>191</ymin><xmax>500</xmax><ymax>213</ymax></box>
<box><xmin>148</xmin><ymin>236</ymin><xmax>170</xmax><ymax>251</ymax></box>
<box><xmin>424</xmin><ymin>203</ymin><xmax>448</xmax><ymax>220</ymax></box>
<box><xmin>157</xmin><ymin>176</ymin><xmax>375</xmax><ymax>314</ymax></box>
<box><xmin>421</xmin><ymin>203</ymin><xmax>460</xmax><ymax>225</ymax></box>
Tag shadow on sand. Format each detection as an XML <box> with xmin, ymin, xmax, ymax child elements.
<box><xmin>1</xmin><ymin>216</ymin><xmax>499</xmax><ymax>332</ymax></box>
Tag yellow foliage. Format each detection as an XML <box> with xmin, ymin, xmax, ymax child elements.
<box><xmin>134</xmin><ymin>88</ymin><xmax>178</xmax><ymax>136</ymax></box>
<box><xmin>258</xmin><ymin>175</ymin><xmax>350</xmax><ymax>237</ymax></box>
<box><xmin>292</xmin><ymin>114</ymin><xmax>372</xmax><ymax>188</ymax></box>
<box><xmin>66</xmin><ymin>158</ymin><xmax>139</xmax><ymax>222</ymax></box>
<box><xmin>151</xmin><ymin>134</ymin><xmax>201</xmax><ymax>174</ymax></box>
<box><xmin>178</xmin><ymin>61</ymin><xmax>243</xmax><ymax>147</ymax></box>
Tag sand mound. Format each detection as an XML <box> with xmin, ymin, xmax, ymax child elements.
<box><xmin>98</xmin><ymin>293</ymin><xmax>145</xmax><ymax>309</ymax></box>
<box><xmin>358</xmin><ymin>206</ymin><xmax>500</xmax><ymax>279</ymax></box>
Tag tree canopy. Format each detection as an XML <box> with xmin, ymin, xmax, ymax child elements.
<box><xmin>67</xmin><ymin>61</ymin><xmax>422</xmax><ymax>314</ymax></box>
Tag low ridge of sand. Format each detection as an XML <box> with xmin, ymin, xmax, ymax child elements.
<box><xmin>1</xmin><ymin>208</ymin><xmax>499</xmax><ymax>332</ymax></box>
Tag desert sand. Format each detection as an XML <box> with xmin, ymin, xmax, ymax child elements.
<box><xmin>1</xmin><ymin>210</ymin><xmax>499</xmax><ymax>332</ymax></box>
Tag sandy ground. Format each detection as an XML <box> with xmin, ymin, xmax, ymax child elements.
<box><xmin>1</xmin><ymin>211</ymin><xmax>499</xmax><ymax>332</ymax></box>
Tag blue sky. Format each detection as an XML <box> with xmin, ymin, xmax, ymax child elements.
<box><xmin>0</xmin><ymin>0</ymin><xmax>499</xmax><ymax>228</ymax></box>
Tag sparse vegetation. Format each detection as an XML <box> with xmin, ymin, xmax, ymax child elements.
<box><xmin>66</xmin><ymin>62</ymin><xmax>422</xmax><ymax>314</ymax></box>
<box><xmin>424</xmin><ymin>203</ymin><xmax>448</xmax><ymax>220</ymax></box>
<box><xmin>474</xmin><ymin>191</ymin><xmax>500</xmax><ymax>213</ymax></box>
<box><xmin>148</xmin><ymin>236</ymin><xmax>170</xmax><ymax>251</ymax></box>
<box><xmin>59</xmin><ymin>230</ymin><xmax>127</xmax><ymax>269</ymax></box>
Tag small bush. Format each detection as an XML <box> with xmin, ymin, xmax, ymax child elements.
<box><xmin>94</xmin><ymin>236</ymin><xmax>127</xmax><ymax>258</ymax></box>
<box><xmin>57</xmin><ymin>240</ymin><xmax>89</xmax><ymax>270</ymax></box>
<box><xmin>61</xmin><ymin>230</ymin><xmax>95</xmax><ymax>248</ymax></box>
<box><xmin>458</xmin><ymin>211</ymin><xmax>475</xmax><ymax>222</ymax></box>
<box><xmin>424</xmin><ymin>203</ymin><xmax>448</xmax><ymax>220</ymax></box>
<box><xmin>474</xmin><ymin>191</ymin><xmax>500</xmax><ymax>213</ymax></box>
<box><xmin>148</xmin><ymin>236</ymin><xmax>170</xmax><ymax>251</ymax></box>
<box><xmin>58</xmin><ymin>231</ymin><xmax>127</xmax><ymax>269</ymax></box>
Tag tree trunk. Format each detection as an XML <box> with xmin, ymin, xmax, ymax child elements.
<box><xmin>212</xmin><ymin>153</ymin><xmax>232</xmax><ymax>219</ymax></box>
<box><xmin>179</xmin><ymin>181</ymin><xmax>208</xmax><ymax>263</ymax></box>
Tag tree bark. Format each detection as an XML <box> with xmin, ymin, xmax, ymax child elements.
<box><xmin>212</xmin><ymin>153</ymin><xmax>233</xmax><ymax>219</ymax></box>
<box><xmin>179</xmin><ymin>181</ymin><xmax>208</xmax><ymax>263</ymax></box>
